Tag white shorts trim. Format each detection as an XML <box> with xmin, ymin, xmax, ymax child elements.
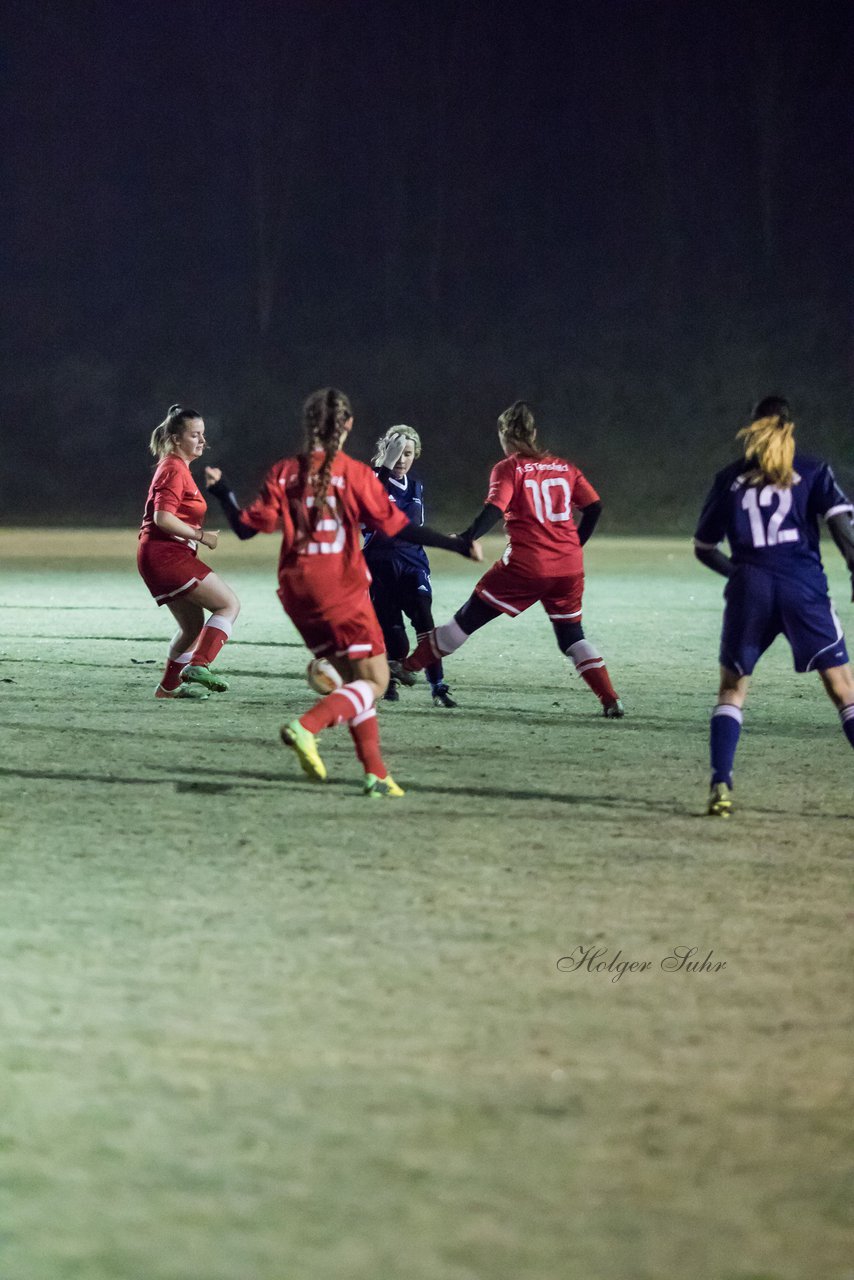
<box><xmin>479</xmin><ymin>588</ymin><xmax>521</xmax><ymax>616</ymax></box>
<box><xmin>155</xmin><ymin>576</ymin><xmax>199</xmax><ymax>603</ymax></box>
<box><xmin>547</xmin><ymin>610</ymin><xmax>582</xmax><ymax>620</ymax></box>
<box><xmin>805</xmin><ymin>606</ymin><xmax>845</xmax><ymax>671</ymax></box>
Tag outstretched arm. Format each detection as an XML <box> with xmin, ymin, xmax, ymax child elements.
<box><xmin>395</xmin><ymin>522</ymin><xmax>483</xmax><ymax>561</ymax></box>
<box><xmin>827</xmin><ymin>511</ymin><xmax>854</xmax><ymax>600</ymax></box>
<box><xmin>459</xmin><ymin>503</ymin><xmax>504</xmax><ymax>542</ymax></box>
<box><xmin>205</xmin><ymin>470</ymin><xmax>259</xmax><ymax>541</ymax></box>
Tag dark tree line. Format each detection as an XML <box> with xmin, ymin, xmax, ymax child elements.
<box><xmin>2</xmin><ymin>0</ymin><xmax>852</xmax><ymax>527</ymax></box>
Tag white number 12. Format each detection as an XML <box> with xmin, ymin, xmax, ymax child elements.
<box><xmin>741</xmin><ymin>485</ymin><xmax>799</xmax><ymax>548</ymax></box>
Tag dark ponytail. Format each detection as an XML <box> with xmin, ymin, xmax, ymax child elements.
<box><xmin>497</xmin><ymin>400</ymin><xmax>546</xmax><ymax>459</ymax></box>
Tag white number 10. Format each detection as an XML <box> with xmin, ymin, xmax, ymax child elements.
<box><xmin>524</xmin><ymin>477</ymin><xmax>572</xmax><ymax>523</ymax></box>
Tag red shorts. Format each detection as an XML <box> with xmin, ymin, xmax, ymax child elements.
<box><xmin>475</xmin><ymin>561</ymin><xmax>585</xmax><ymax>621</ymax></box>
<box><xmin>279</xmin><ymin>589</ymin><xmax>386</xmax><ymax>659</ymax></box>
<box><xmin>137</xmin><ymin>539</ymin><xmax>213</xmax><ymax>606</ymax></box>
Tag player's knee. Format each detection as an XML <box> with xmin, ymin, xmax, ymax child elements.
<box><xmin>819</xmin><ymin>663</ymin><xmax>854</xmax><ymax>708</ymax></box>
<box><xmin>554</xmin><ymin>621</ymin><xmax>584</xmax><ymax>651</ymax></box>
<box><xmin>718</xmin><ymin>666</ymin><xmax>747</xmax><ymax>699</ymax></box>
<box><xmin>207</xmin><ymin>590</ymin><xmax>240</xmax><ymax>623</ymax></box>
<box><xmin>455</xmin><ymin>595</ymin><xmax>498</xmax><ymax>636</ymax></box>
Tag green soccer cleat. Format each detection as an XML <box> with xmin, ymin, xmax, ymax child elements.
<box><xmin>280</xmin><ymin>719</ymin><xmax>328</xmax><ymax>782</ymax></box>
<box><xmin>602</xmin><ymin>698</ymin><xmax>625</xmax><ymax>718</ymax></box>
<box><xmin>180</xmin><ymin>664</ymin><xmax>229</xmax><ymax>693</ymax></box>
<box><xmin>707</xmin><ymin>782</ymin><xmax>733</xmax><ymax>818</ymax></box>
<box><xmin>363</xmin><ymin>773</ymin><xmax>405</xmax><ymax>799</ymax></box>
<box><xmin>155</xmin><ymin>682</ymin><xmax>210</xmax><ymax>700</ymax></box>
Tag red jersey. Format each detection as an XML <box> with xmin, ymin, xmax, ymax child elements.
<box><xmin>240</xmin><ymin>451</ymin><xmax>409</xmax><ymax>622</ymax></box>
<box><xmin>486</xmin><ymin>452</ymin><xmax>600</xmax><ymax>575</ymax></box>
<box><xmin>139</xmin><ymin>455</ymin><xmax>207</xmax><ymax>543</ymax></box>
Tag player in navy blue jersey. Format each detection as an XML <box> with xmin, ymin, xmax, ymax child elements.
<box><xmin>363</xmin><ymin>426</ymin><xmax>458</xmax><ymax>707</ymax></box>
<box><xmin>694</xmin><ymin>396</ymin><xmax>854</xmax><ymax>816</ymax></box>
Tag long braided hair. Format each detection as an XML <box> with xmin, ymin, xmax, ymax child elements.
<box><xmin>737</xmin><ymin>395</ymin><xmax>796</xmax><ymax>488</ymax></box>
<box><xmin>497</xmin><ymin>401</ymin><xmax>546</xmax><ymax>459</ymax></box>
<box><xmin>296</xmin><ymin>387</ymin><xmax>353</xmax><ymax>539</ymax></box>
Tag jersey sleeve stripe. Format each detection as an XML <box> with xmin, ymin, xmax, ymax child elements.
<box><xmin>823</xmin><ymin>504</ymin><xmax>854</xmax><ymax>519</ymax></box>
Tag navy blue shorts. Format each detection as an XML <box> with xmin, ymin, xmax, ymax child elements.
<box><xmin>368</xmin><ymin>558</ymin><xmax>434</xmax><ymax>634</ymax></box>
<box><xmin>720</xmin><ymin>565</ymin><xmax>848</xmax><ymax>675</ymax></box>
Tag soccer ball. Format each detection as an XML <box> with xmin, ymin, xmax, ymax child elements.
<box><xmin>306</xmin><ymin>656</ymin><xmax>343</xmax><ymax>695</ymax></box>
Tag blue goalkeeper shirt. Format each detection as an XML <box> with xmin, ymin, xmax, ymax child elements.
<box><xmin>363</xmin><ymin>469</ymin><xmax>430</xmax><ymax>571</ymax></box>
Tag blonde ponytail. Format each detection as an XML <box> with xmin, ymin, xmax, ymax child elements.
<box><xmin>737</xmin><ymin>414</ymin><xmax>796</xmax><ymax>488</ymax></box>
<box><xmin>149</xmin><ymin>404</ymin><xmax>201</xmax><ymax>459</ymax></box>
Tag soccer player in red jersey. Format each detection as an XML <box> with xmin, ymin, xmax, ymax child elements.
<box><xmin>137</xmin><ymin>405</ymin><xmax>241</xmax><ymax>699</ymax></box>
<box><xmin>399</xmin><ymin>401</ymin><xmax>624</xmax><ymax>717</ymax></box>
<box><xmin>205</xmin><ymin>388</ymin><xmax>481</xmax><ymax>797</ymax></box>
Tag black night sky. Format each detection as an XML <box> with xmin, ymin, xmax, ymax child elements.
<box><xmin>2</xmin><ymin>0</ymin><xmax>852</xmax><ymax>529</ymax></box>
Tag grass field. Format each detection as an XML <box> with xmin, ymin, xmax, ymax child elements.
<box><xmin>1</xmin><ymin>529</ymin><xmax>852</xmax><ymax>1280</ymax></box>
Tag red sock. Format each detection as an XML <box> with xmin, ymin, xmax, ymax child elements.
<box><xmin>348</xmin><ymin>709</ymin><xmax>386</xmax><ymax>776</ymax></box>
<box><xmin>404</xmin><ymin>618</ymin><xmax>467</xmax><ymax>671</ymax></box>
<box><xmin>300</xmin><ymin>680</ymin><xmax>375</xmax><ymax>734</ymax></box>
<box><xmin>579</xmin><ymin>664</ymin><xmax>619</xmax><ymax>704</ymax></box>
<box><xmin>160</xmin><ymin>657</ymin><xmax>189</xmax><ymax>692</ymax></box>
<box><xmin>192</xmin><ymin>620</ymin><xmax>230</xmax><ymax>667</ymax></box>
<box><xmin>403</xmin><ymin>632</ymin><xmax>438</xmax><ymax>673</ymax></box>
<box><xmin>567</xmin><ymin>639</ymin><xmax>619</xmax><ymax>705</ymax></box>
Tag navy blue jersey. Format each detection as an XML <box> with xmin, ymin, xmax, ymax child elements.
<box><xmin>363</xmin><ymin>469</ymin><xmax>430</xmax><ymax>570</ymax></box>
<box><xmin>694</xmin><ymin>453</ymin><xmax>853</xmax><ymax>585</ymax></box>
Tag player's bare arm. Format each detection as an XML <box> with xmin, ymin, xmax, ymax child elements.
<box><xmin>153</xmin><ymin>510</ymin><xmax>219</xmax><ymax>549</ymax></box>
